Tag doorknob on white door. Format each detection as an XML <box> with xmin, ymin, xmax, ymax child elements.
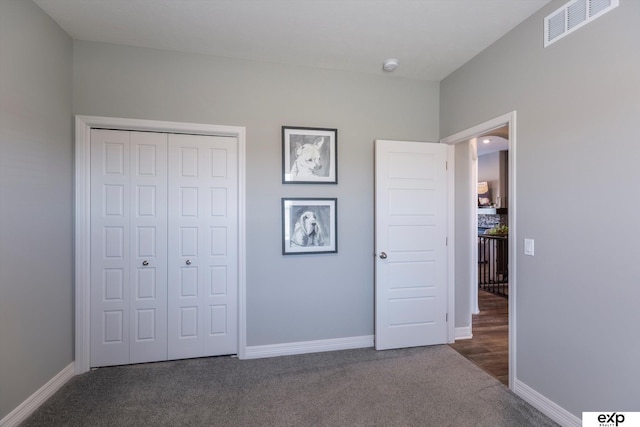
<box><xmin>379</xmin><ymin>252</ymin><xmax>387</xmax><ymax>259</ymax></box>
<box><xmin>185</xmin><ymin>260</ymin><xmax>191</xmax><ymax>265</ymax></box>
<box><xmin>142</xmin><ymin>260</ymin><xmax>149</xmax><ymax>266</ymax></box>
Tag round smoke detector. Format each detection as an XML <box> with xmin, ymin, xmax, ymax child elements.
<box><xmin>382</xmin><ymin>59</ymin><xmax>399</xmax><ymax>72</ymax></box>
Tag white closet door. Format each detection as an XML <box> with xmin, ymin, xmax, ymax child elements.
<box><xmin>90</xmin><ymin>129</ymin><xmax>168</xmax><ymax>367</ymax></box>
<box><xmin>167</xmin><ymin>134</ymin><xmax>238</xmax><ymax>359</ymax></box>
<box><xmin>129</xmin><ymin>131</ymin><xmax>168</xmax><ymax>363</ymax></box>
<box><xmin>90</xmin><ymin>129</ymin><xmax>131</xmax><ymax>367</ymax></box>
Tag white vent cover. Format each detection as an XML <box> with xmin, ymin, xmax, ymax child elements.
<box><xmin>544</xmin><ymin>0</ymin><xmax>618</xmax><ymax>47</ymax></box>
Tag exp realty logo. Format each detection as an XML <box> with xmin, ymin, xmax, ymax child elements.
<box><xmin>583</xmin><ymin>412</ymin><xmax>640</xmax><ymax>427</ymax></box>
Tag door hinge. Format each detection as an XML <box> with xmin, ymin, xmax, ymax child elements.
<box><xmin>446</xmin><ymin>236</ymin><xmax>448</xmax><ymax>246</ymax></box>
<box><xmin>445</xmin><ymin>161</ymin><xmax>448</xmax><ymax>171</ymax></box>
<box><xmin>446</xmin><ymin>313</ymin><xmax>448</xmax><ymax>322</ymax></box>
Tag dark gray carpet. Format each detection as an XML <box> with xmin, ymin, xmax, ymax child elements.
<box><xmin>22</xmin><ymin>345</ymin><xmax>557</xmax><ymax>426</ymax></box>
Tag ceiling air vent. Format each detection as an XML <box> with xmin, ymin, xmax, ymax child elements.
<box><xmin>544</xmin><ymin>0</ymin><xmax>618</xmax><ymax>47</ymax></box>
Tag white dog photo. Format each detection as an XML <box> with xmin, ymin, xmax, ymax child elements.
<box><xmin>289</xmin><ymin>136</ymin><xmax>326</xmax><ymax>178</ymax></box>
<box><xmin>282</xmin><ymin>127</ymin><xmax>336</xmax><ymax>184</ymax></box>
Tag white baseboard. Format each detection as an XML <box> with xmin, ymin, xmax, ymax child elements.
<box><xmin>513</xmin><ymin>379</ymin><xmax>581</xmax><ymax>427</ymax></box>
<box><xmin>243</xmin><ymin>335</ymin><xmax>374</xmax><ymax>359</ymax></box>
<box><xmin>0</xmin><ymin>362</ymin><xmax>75</xmax><ymax>427</ymax></box>
<box><xmin>455</xmin><ymin>326</ymin><xmax>473</xmax><ymax>340</ymax></box>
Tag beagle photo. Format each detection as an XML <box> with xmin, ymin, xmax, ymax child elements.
<box><xmin>290</xmin><ymin>210</ymin><xmax>324</xmax><ymax>247</ymax></box>
<box><xmin>282</xmin><ymin>198</ymin><xmax>337</xmax><ymax>254</ymax></box>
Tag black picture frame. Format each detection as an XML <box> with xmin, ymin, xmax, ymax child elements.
<box><xmin>282</xmin><ymin>198</ymin><xmax>337</xmax><ymax>255</ymax></box>
<box><xmin>282</xmin><ymin>126</ymin><xmax>337</xmax><ymax>184</ymax></box>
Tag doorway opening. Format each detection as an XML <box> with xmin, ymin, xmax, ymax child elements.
<box><xmin>451</xmin><ymin>126</ymin><xmax>509</xmax><ymax>385</ymax></box>
<box><xmin>440</xmin><ymin>111</ymin><xmax>516</xmax><ymax>389</ymax></box>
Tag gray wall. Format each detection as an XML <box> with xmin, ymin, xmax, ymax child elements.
<box><xmin>478</xmin><ymin>152</ymin><xmax>500</xmax><ymax>204</ymax></box>
<box><xmin>454</xmin><ymin>141</ymin><xmax>474</xmax><ymax>328</ymax></box>
<box><xmin>441</xmin><ymin>0</ymin><xmax>640</xmax><ymax>416</ymax></box>
<box><xmin>0</xmin><ymin>0</ymin><xmax>73</xmax><ymax>419</ymax></box>
<box><xmin>73</xmin><ymin>41</ymin><xmax>440</xmax><ymax>346</ymax></box>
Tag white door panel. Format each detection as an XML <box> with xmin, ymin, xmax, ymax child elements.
<box><xmin>375</xmin><ymin>140</ymin><xmax>449</xmax><ymax>350</ymax></box>
<box><xmin>129</xmin><ymin>131</ymin><xmax>168</xmax><ymax>364</ymax></box>
<box><xmin>91</xmin><ymin>129</ymin><xmax>131</xmax><ymax>367</ymax></box>
<box><xmin>91</xmin><ymin>130</ymin><xmax>169</xmax><ymax>367</ymax></box>
<box><xmin>168</xmin><ymin>134</ymin><xmax>238</xmax><ymax>359</ymax></box>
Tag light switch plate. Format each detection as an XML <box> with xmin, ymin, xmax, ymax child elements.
<box><xmin>524</xmin><ymin>238</ymin><xmax>535</xmax><ymax>256</ymax></box>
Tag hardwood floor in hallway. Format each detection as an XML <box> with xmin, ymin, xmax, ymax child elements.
<box><xmin>449</xmin><ymin>290</ymin><xmax>508</xmax><ymax>385</ymax></box>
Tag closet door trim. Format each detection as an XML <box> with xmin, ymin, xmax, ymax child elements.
<box><xmin>75</xmin><ymin>115</ymin><xmax>247</xmax><ymax>374</ymax></box>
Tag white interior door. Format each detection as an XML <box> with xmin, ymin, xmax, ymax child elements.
<box><xmin>375</xmin><ymin>140</ymin><xmax>449</xmax><ymax>350</ymax></box>
<box><xmin>167</xmin><ymin>134</ymin><xmax>238</xmax><ymax>359</ymax></box>
<box><xmin>129</xmin><ymin>131</ymin><xmax>168</xmax><ymax>364</ymax></box>
<box><xmin>90</xmin><ymin>129</ymin><xmax>168</xmax><ymax>367</ymax></box>
<box><xmin>90</xmin><ymin>129</ymin><xmax>238</xmax><ymax>367</ymax></box>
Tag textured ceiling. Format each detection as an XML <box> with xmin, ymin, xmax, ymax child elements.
<box><xmin>34</xmin><ymin>0</ymin><xmax>551</xmax><ymax>81</ymax></box>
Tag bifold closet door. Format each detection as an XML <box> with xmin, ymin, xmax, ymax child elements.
<box><xmin>90</xmin><ymin>129</ymin><xmax>168</xmax><ymax>367</ymax></box>
<box><xmin>90</xmin><ymin>129</ymin><xmax>238</xmax><ymax>367</ymax></box>
<box><xmin>167</xmin><ymin>133</ymin><xmax>238</xmax><ymax>359</ymax></box>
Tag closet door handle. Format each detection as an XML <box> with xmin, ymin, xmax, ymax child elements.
<box><xmin>185</xmin><ymin>260</ymin><xmax>192</xmax><ymax>265</ymax></box>
<box><xmin>142</xmin><ymin>260</ymin><xmax>149</xmax><ymax>266</ymax></box>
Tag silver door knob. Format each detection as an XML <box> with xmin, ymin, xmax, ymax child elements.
<box><xmin>142</xmin><ymin>260</ymin><xmax>149</xmax><ymax>266</ymax></box>
<box><xmin>379</xmin><ymin>252</ymin><xmax>387</xmax><ymax>259</ymax></box>
<box><xmin>185</xmin><ymin>260</ymin><xmax>191</xmax><ymax>265</ymax></box>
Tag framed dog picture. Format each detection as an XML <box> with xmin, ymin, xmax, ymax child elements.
<box><xmin>282</xmin><ymin>198</ymin><xmax>337</xmax><ymax>255</ymax></box>
<box><xmin>282</xmin><ymin>126</ymin><xmax>337</xmax><ymax>184</ymax></box>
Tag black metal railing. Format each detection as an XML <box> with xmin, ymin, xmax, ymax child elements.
<box><xmin>478</xmin><ymin>234</ymin><xmax>508</xmax><ymax>297</ymax></box>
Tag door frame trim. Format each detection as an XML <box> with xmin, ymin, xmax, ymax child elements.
<box><xmin>74</xmin><ymin>115</ymin><xmax>247</xmax><ymax>374</ymax></box>
<box><xmin>446</xmin><ymin>144</ymin><xmax>456</xmax><ymax>343</ymax></box>
<box><xmin>440</xmin><ymin>110</ymin><xmax>517</xmax><ymax>390</ymax></box>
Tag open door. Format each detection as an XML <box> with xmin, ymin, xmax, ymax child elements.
<box><xmin>374</xmin><ymin>140</ymin><xmax>450</xmax><ymax>350</ymax></box>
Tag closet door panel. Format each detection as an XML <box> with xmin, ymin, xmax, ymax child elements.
<box><xmin>168</xmin><ymin>136</ymin><xmax>203</xmax><ymax>358</ymax></box>
<box><xmin>91</xmin><ymin>130</ymin><xmax>169</xmax><ymax>367</ymax></box>
<box><xmin>90</xmin><ymin>129</ymin><xmax>131</xmax><ymax>367</ymax></box>
<box><xmin>168</xmin><ymin>134</ymin><xmax>238</xmax><ymax>359</ymax></box>
<box><xmin>203</xmin><ymin>139</ymin><xmax>238</xmax><ymax>356</ymax></box>
<box><xmin>129</xmin><ymin>131</ymin><xmax>168</xmax><ymax>364</ymax></box>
